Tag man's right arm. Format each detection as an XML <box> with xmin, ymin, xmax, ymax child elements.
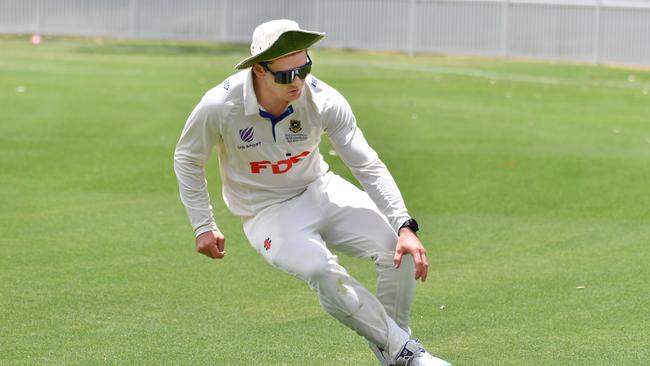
<box><xmin>173</xmin><ymin>99</ymin><xmax>221</xmax><ymax>238</ymax></box>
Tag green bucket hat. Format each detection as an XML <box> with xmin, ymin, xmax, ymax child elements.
<box><xmin>235</xmin><ymin>19</ymin><xmax>325</xmax><ymax>70</ymax></box>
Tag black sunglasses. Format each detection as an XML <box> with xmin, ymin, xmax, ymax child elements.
<box><xmin>260</xmin><ymin>54</ymin><xmax>312</xmax><ymax>84</ymax></box>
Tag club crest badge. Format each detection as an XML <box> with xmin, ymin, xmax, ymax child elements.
<box><xmin>289</xmin><ymin>120</ymin><xmax>302</xmax><ymax>133</ymax></box>
<box><xmin>285</xmin><ymin>120</ymin><xmax>307</xmax><ymax>143</ymax></box>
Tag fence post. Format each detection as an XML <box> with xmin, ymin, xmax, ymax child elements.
<box><xmin>408</xmin><ymin>0</ymin><xmax>416</xmax><ymax>56</ymax></box>
<box><xmin>500</xmin><ymin>0</ymin><xmax>510</xmax><ymax>58</ymax></box>
<box><xmin>593</xmin><ymin>0</ymin><xmax>602</xmax><ymax>64</ymax></box>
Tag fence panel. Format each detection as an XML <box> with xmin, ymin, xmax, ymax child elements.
<box><xmin>318</xmin><ymin>0</ymin><xmax>411</xmax><ymax>52</ymax></box>
<box><xmin>508</xmin><ymin>2</ymin><xmax>596</xmax><ymax>61</ymax></box>
<box><xmin>416</xmin><ymin>0</ymin><xmax>503</xmax><ymax>56</ymax></box>
<box><xmin>226</xmin><ymin>0</ymin><xmax>315</xmax><ymax>43</ymax></box>
<box><xmin>600</xmin><ymin>5</ymin><xmax>650</xmax><ymax>64</ymax></box>
<box><xmin>39</xmin><ymin>0</ymin><xmax>130</xmax><ymax>38</ymax></box>
<box><xmin>0</xmin><ymin>0</ymin><xmax>38</xmax><ymax>34</ymax></box>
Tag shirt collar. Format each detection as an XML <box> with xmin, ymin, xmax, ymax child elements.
<box><xmin>243</xmin><ymin>69</ymin><xmax>259</xmax><ymax>116</ymax></box>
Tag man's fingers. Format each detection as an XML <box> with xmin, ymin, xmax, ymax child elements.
<box><xmin>420</xmin><ymin>250</ymin><xmax>429</xmax><ymax>282</ymax></box>
<box><xmin>412</xmin><ymin>249</ymin><xmax>430</xmax><ymax>282</ymax></box>
<box><xmin>196</xmin><ymin>241</ymin><xmax>225</xmax><ymax>259</ymax></box>
<box><xmin>393</xmin><ymin>249</ymin><xmax>403</xmax><ymax>269</ymax></box>
<box><xmin>194</xmin><ymin>231</ymin><xmax>227</xmax><ymax>260</ymax></box>
<box><xmin>201</xmin><ymin>243</ymin><xmax>223</xmax><ymax>259</ymax></box>
<box><xmin>210</xmin><ymin>244</ymin><xmax>225</xmax><ymax>259</ymax></box>
<box><xmin>206</xmin><ymin>238</ymin><xmax>225</xmax><ymax>258</ymax></box>
<box><xmin>197</xmin><ymin>243</ymin><xmax>211</xmax><ymax>257</ymax></box>
<box><xmin>196</xmin><ymin>243</ymin><xmax>210</xmax><ymax>256</ymax></box>
<box><xmin>413</xmin><ymin>250</ymin><xmax>424</xmax><ymax>280</ymax></box>
<box><xmin>216</xmin><ymin>236</ymin><xmax>225</xmax><ymax>253</ymax></box>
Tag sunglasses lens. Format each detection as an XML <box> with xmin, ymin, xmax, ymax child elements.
<box><xmin>275</xmin><ymin>71</ymin><xmax>294</xmax><ymax>84</ymax></box>
<box><xmin>297</xmin><ymin>63</ymin><xmax>311</xmax><ymax>79</ymax></box>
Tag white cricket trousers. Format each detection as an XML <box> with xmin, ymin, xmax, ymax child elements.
<box><xmin>242</xmin><ymin>172</ymin><xmax>416</xmax><ymax>360</ymax></box>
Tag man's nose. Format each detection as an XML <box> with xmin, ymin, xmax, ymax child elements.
<box><xmin>290</xmin><ymin>76</ymin><xmax>304</xmax><ymax>86</ymax></box>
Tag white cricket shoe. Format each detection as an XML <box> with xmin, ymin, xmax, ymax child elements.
<box><xmin>393</xmin><ymin>339</ymin><xmax>452</xmax><ymax>366</ymax></box>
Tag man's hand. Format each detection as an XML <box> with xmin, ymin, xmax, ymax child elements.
<box><xmin>195</xmin><ymin>230</ymin><xmax>226</xmax><ymax>259</ymax></box>
<box><xmin>394</xmin><ymin>228</ymin><xmax>429</xmax><ymax>282</ymax></box>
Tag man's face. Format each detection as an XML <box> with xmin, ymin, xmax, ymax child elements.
<box><xmin>256</xmin><ymin>50</ymin><xmax>309</xmax><ymax>103</ymax></box>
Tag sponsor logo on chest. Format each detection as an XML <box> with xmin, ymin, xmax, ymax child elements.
<box><xmin>249</xmin><ymin>151</ymin><xmax>311</xmax><ymax>174</ymax></box>
<box><xmin>237</xmin><ymin>127</ymin><xmax>262</xmax><ymax>150</ymax></box>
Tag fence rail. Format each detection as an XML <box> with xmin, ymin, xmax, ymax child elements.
<box><xmin>1</xmin><ymin>0</ymin><xmax>649</xmax><ymax>65</ymax></box>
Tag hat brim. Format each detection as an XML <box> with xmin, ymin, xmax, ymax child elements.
<box><xmin>235</xmin><ymin>30</ymin><xmax>325</xmax><ymax>70</ymax></box>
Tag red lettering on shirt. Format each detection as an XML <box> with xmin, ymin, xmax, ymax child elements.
<box><xmin>249</xmin><ymin>151</ymin><xmax>311</xmax><ymax>174</ymax></box>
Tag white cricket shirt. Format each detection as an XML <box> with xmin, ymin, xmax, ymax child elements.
<box><xmin>174</xmin><ymin>69</ymin><xmax>410</xmax><ymax>236</ymax></box>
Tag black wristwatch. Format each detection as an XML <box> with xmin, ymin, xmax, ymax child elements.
<box><xmin>398</xmin><ymin>218</ymin><xmax>419</xmax><ymax>236</ymax></box>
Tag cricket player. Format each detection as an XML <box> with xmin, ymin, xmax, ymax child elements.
<box><xmin>174</xmin><ymin>19</ymin><xmax>451</xmax><ymax>366</ymax></box>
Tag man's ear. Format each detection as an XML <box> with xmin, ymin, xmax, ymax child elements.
<box><xmin>252</xmin><ymin>64</ymin><xmax>265</xmax><ymax>77</ymax></box>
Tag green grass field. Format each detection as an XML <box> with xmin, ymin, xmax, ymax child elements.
<box><xmin>1</xmin><ymin>35</ymin><xmax>649</xmax><ymax>365</ymax></box>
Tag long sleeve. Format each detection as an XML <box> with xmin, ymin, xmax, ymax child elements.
<box><xmin>173</xmin><ymin>99</ymin><xmax>221</xmax><ymax>236</ymax></box>
<box><xmin>324</xmin><ymin>95</ymin><xmax>410</xmax><ymax>233</ymax></box>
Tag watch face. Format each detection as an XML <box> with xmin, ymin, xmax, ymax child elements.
<box><xmin>409</xmin><ymin>219</ymin><xmax>419</xmax><ymax>232</ymax></box>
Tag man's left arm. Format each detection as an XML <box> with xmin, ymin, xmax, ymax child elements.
<box><xmin>325</xmin><ymin>97</ymin><xmax>429</xmax><ymax>281</ymax></box>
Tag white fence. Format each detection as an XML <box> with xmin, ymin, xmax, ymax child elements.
<box><xmin>1</xmin><ymin>0</ymin><xmax>650</xmax><ymax>65</ymax></box>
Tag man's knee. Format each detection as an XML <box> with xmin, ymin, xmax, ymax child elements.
<box><xmin>308</xmin><ymin>259</ymin><xmax>363</xmax><ymax>317</ymax></box>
